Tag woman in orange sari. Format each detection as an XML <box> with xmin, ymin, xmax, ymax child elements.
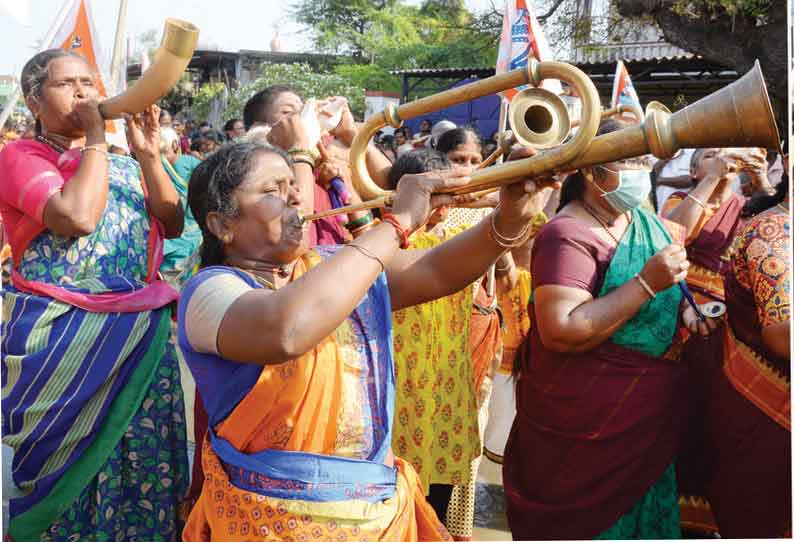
<box><xmin>178</xmin><ymin>141</ymin><xmax>550</xmax><ymax>541</ymax></box>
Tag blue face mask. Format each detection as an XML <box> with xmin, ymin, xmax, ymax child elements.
<box><xmin>593</xmin><ymin>167</ymin><xmax>652</xmax><ymax>214</ymax></box>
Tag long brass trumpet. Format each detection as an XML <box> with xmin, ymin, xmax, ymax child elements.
<box><xmin>351</xmin><ymin>60</ymin><xmax>602</xmax><ymax>201</ymax></box>
<box><xmin>99</xmin><ymin>19</ymin><xmax>199</xmax><ymax>119</ymax></box>
<box><xmin>303</xmin><ymin>60</ymin><xmax>779</xmax><ymax>222</ymax></box>
<box><xmin>570</xmin><ymin>102</ymin><xmax>643</xmax><ymax>128</ymax></box>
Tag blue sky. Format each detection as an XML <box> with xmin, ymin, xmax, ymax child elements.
<box><xmin>0</xmin><ymin>0</ymin><xmax>492</xmax><ymax>78</ymax></box>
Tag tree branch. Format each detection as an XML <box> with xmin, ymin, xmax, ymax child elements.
<box><xmin>538</xmin><ymin>0</ymin><xmax>567</xmax><ymax>23</ymax></box>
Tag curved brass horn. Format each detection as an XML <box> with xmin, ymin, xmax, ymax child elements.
<box><xmin>306</xmin><ymin>60</ymin><xmax>779</xmax><ymax>222</ymax></box>
<box><xmin>350</xmin><ymin>60</ymin><xmax>602</xmax><ymax>201</ymax></box>
<box><xmin>570</xmin><ymin>102</ymin><xmax>644</xmax><ymax>128</ymax></box>
<box><xmin>99</xmin><ymin>19</ymin><xmax>199</xmax><ymax>119</ymax></box>
<box><xmin>644</xmin><ymin>100</ymin><xmax>670</xmax><ymax>117</ymax></box>
<box><xmin>508</xmin><ymin>88</ymin><xmax>571</xmax><ymax>148</ymax></box>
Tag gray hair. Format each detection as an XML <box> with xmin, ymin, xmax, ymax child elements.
<box><xmin>20</xmin><ymin>49</ymin><xmax>89</xmax><ymax>99</ymax></box>
<box><xmin>159</xmin><ymin>127</ymin><xmax>180</xmax><ymax>153</ymax></box>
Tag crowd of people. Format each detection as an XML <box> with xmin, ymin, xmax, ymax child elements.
<box><xmin>0</xmin><ymin>47</ymin><xmax>790</xmax><ymax>542</ymax></box>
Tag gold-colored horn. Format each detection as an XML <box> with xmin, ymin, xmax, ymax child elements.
<box><xmin>350</xmin><ymin>60</ymin><xmax>602</xmax><ymax>201</ymax></box>
<box><xmin>570</xmin><ymin>102</ymin><xmax>644</xmax><ymax>128</ymax></box>
<box><xmin>438</xmin><ymin>59</ymin><xmax>779</xmax><ymax>194</ymax></box>
<box><xmin>644</xmin><ymin>100</ymin><xmax>670</xmax><ymax>117</ymax></box>
<box><xmin>99</xmin><ymin>19</ymin><xmax>199</xmax><ymax>119</ymax></box>
<box><xmin>307</xmin><ymin>60</ymin><xmax>779</xmax><ymax>222</ymax></box>
<box><xmin>508</xmin><ymin>88</ymin><xmax>571</xmax><ymax>148</ymax></box>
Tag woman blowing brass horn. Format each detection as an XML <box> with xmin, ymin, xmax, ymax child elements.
<box><xmin>178</xmin><ymin>140</ymin><xmax>550</xmax><ymax>541</ymax></box>
<box><xmin>0</xmin><ymin>49</ymin><xmax>187</xmax><ymax>541</ymax></box>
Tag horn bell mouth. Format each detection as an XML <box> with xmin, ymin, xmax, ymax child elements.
<box><xmin>509</xmin><ymin>88</ymin><xmax>571</xmax><ymax>149</ymax></box>
<box><xmin>161</xmin><ymin>18</ymin><xmax>200</xmax><ymax>60</ymax></box>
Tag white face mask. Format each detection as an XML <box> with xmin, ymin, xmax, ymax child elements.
<box><xmin>592</xmin><ymin>166</ymin><xmax>652</xmax><ymax>214</ymax></box>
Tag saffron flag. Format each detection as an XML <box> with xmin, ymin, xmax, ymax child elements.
<box><xmin>496</xmin><ymin>0</ymin><xmax>562</xmax><ymax>101</ymax></box>
<box><xmin>611</xmin><ymin>60</ymin><xmax>644</xmax><ymax>121</ymax></box>
<box><xmin>49</xmin><ymin>0</ymin><xmax>125</xmax><ymax>139</ymax></box>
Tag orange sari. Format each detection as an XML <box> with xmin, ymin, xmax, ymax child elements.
<box><xmin>181</xmin><ymin>249</ymin><xmax>449</xmax><ymax>541</ymax></box>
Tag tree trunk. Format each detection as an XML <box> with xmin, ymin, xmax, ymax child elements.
<box><xmin>616</xmin><ymin>0</ymin><xmax>787</xmax><ymax>139</ymax></box>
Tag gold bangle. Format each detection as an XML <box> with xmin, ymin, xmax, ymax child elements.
<box><xmin>287</xmin><ymin>147</ymin><xmax>319</xmax><ymax>160</ymax></box>
<box><xmin>82</xmin><ymin>146</ymin><xmax>108</xmax><ymax>159</ymax></box>
<box><xmin>489</xmin><ymin>206</ymin><xmax>531</xmax><ymax>248</ymax></box>
<box><xmin>635</xmin><ymin>274</ymin><xmax>656</xmax><ymax>299</ymax></box>
<box><xmin>290</xmin><ymin>153</ymin><xmax>316</xmax><ymax>168</ymax></box>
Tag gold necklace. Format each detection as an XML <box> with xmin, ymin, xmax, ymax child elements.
<box><xmin>580</xmin><ymin>201</ymin><xmax>627</xmax><ymax>245</ymax></box>
<box><xmin>775</xmin><ymin>202</ymin><xmax>790</xmax><ymax>214</ymax></box>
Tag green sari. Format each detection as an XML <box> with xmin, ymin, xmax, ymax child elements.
<box><xmin>160</xmin><ymin>155</ymin><xmax>203</xmax><ymax>285</ymax></box>
<box><xmin>596</xmin><ymin>207</ymin><xmax>683</xmax><ymax>539</ymax></box>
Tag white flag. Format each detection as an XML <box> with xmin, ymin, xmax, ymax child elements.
<box><xmin>496</xmin><ymin>0</ymin><xmax>562</xmax><ymax>100</ymax></box>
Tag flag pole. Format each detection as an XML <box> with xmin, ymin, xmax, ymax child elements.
<box><xmin>109</xmin><ymin>0</ymin><xmax>128</xmax><ymax>95</ymax></box>
<box><xmin>0</xmin><ymin>0</ymin><xmax>76</xmax><ymax>130</ymax></box>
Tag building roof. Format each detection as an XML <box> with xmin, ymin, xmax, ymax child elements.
<box><xmin>390</xmin><ymin>67</ymin><xmax>495</xmax><ymax>77</ymax></box>
<box><xmin>569</xmin><ymin>42</ymin><xmax>694</xmax><ymax>66</ymax></box>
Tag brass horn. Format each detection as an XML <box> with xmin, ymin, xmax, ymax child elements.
<box><xmin>644</xmin><ymin>100</ymin><xmax>670</xmax><ymax>117</ymax></box>
<box><xmin>508</xmin><ymin>88</ymin><xmax>571</xmax><ymax>148</ymax></box>
<box><xmin>306</xmin><ymin>60</ymin><xmax>778</xmax><ymax>222</ymax></box>
<box><xmin>350</xmin><ymin>60</ymin><xmax>602</xmax><ymax>201</ymax></box>
<box><xmin>99</xmin><ymin>19</ymin><xmax>199</xmax><ymax>119</ymax></box>
<box><xmin>571</xmin><ymin>102</ymin><xmax>644</xmax><ymax>128</ymax></box>
<box><xmin>446</xmin><ymin>59</ymin><xmax>779</xmax><ymax>196</ymax></box>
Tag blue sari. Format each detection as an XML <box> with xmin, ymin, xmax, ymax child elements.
<box><xmin>1</xmin><ymin>143</ymin><xmax>188</xmax><ymax>541</ymax></box>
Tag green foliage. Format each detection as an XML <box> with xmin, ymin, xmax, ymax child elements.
<box><xmin>333</xmin><ymin>64</ymin><xmax>400</xmax><ymax>94</ymax></box>
<box><xmin>291</xmin><ymin>0</ymin><xmax>497</xmax><ymax>70</ymax></box>
<box><xmin>224</xmin><ymin>63</ymin><xmax>366</xmax><ymax>120</ymax></box>
<box><xmin>670</xmin><ymin>0</ymin><xmax>772</xmax><ymax>21</ymax></box>
<box><xmin>189</xmin><ymin>82</ymin><xmax>227</xmax><ymax>121</ymax></box>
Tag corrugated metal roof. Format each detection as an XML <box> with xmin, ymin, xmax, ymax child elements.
<box><xmin>391</xmin><ymin>43</ymin><xmax>697</xmax><ymax>76</ymax></box>
<box><xmin>390</xmin><ymin>67</ymin><xmax>494</xmax><ymax>76</ymax></box>
<box><xmin>567</xmin><ymin>42</ymin><xmax>695</xmax><ymax>65</ymax></box>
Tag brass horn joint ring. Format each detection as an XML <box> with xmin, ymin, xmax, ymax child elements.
<box><xmin>526</xmin><ymin>59</ymin><xmax>542</xmax><ymax>87</ymax></box>
<box><xmin>384</xmin><ymin>104</ymin><xmax>403</xmax><ymax>129</ymax></box>
<box><xmin>644</xmin><ymin>111</ymin><xmax>677</xmax><ymax>159</ymax></box>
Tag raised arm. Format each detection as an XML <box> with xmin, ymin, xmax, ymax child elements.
<box><xmin>664</xmin><ymin>152</ymin><xmax>733</xmax><ymax>238</ymax></box>
<box><xmin>41</xmin><ymin>99</ymin><xmax>110</xmax><ymax>237</ymax></box>
<box><xmin>214</xmin><ymin>168</ymin><xmax>473</xmax><ymax>365</ymax></box>
<box><xmin>124</xmin><ymin>106</ymin><xmax>184</xmax><ymax>238</ymax></box>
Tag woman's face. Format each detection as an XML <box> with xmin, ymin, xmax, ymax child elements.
<box><xmin>267</xmin><ymin>92</ymin><xmax>303</xmax><ymax>125</ymax></box>
<box><xmin>27</xmin><ymin>56</ymin><xmax>99</xmax><ymax>137</ymax></box>
<box><xmin>585</xmin><ymin>159</ymin><xmax>648</xmax><ymax>213</ymax></box>
<box><xmin>224</xmin><ymin>152</ymin><xmax>305</xmax><ymax>264</ymax></box>
<box><xmin>394</xmin><ymin>132</ymin><xmax>407</xmax><ymax>146</ymax></box>
<box><xmin>447</xmin><ymin>136</ymin><xmax>482</xmax><ymax>168</ymax></box>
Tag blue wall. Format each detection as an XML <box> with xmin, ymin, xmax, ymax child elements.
<box><xmin>403</xmin><ymin>77</ymin><xmax>502</xmax><ymax>142</ymax></box>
